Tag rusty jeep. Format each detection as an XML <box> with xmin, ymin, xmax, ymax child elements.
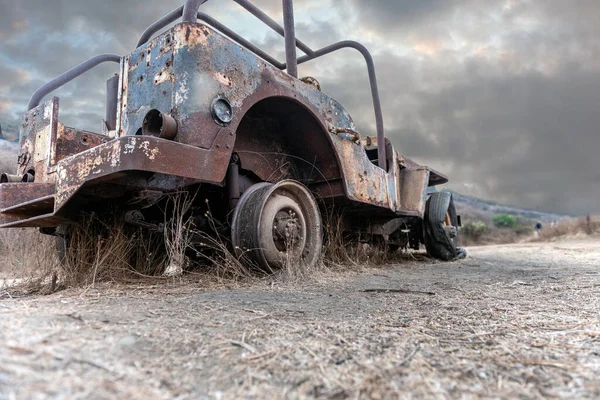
<box><xmin>0</xmin><ymin>0</ymin><xmax>464</xmax><ymax>271</ymax></box>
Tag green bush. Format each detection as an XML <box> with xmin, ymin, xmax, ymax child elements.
<box><xmin>461</xmin><ymin>220</ymin><xmax>488</xmax><ymax>238</ymax></box>
<box><xmin>493</xmin><ymin>214</ymin><xmax>515</xmax><ymax>229</ymax></box>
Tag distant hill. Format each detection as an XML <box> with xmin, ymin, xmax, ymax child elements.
<box><xmin>449</xmin><ymin>190</ymin><xmax>568</xmax><ymax>224</ymax></box>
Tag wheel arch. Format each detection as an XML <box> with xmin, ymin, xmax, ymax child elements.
<box><xmin>232</xmin><ymin>95</ymin><xmax>346</xmax><ymax>198</ymax></box>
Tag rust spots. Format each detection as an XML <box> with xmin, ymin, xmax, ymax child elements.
<box><xmin>300</xmin><ymin>76</ymin><xmax>321</xmax><ymax>91</ymax></box>
<box><xmin>214</xmin><ymin>72</ymin><xmax>233</xmax><ymax>87</ymax></box>
<box><xmin>55</xmin><ymin>125</ymin><xmax>110</xmax><ymax>163</ymax></box>
<box><xmin>154</xmin><ymin>67</ymin><xmax>175</xmax><ymax>85</ymax></box>
<box><xmin>178</xmin><ymin>23</ymin><xmax>210</xmax><ymax>49</ymax></box>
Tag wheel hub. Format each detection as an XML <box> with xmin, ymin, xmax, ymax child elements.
<box><xmin>273</xmin><ymin>209</ymin><xmax>303</xmax><ymax>250</ymax></box>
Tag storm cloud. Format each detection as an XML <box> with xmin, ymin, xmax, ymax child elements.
<box><xmin>0</xmin><ymin>0</ymin><xmax>598</xmax><ymax>215</ymax></box>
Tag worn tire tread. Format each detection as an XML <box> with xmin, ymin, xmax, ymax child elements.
<box><xmin>424</xmin><ymin>192</ymin><xmax>461</xmax><ymax>261</ymax></box>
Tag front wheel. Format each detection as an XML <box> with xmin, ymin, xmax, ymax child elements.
<box><xmin>423</xmin><ymin>192</ymin><xmax>466</xmax><ymax>261</ymax></box>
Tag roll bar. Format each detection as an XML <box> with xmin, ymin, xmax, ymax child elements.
<box><xmin>27</xmin><ymin>0</ymin><xmax>387</xmax><ymax>167</ymax></box>
<box><xmin>27</xmin><ymin>54</ymin><xmax>121</xmax><ymax>111</ymax></box>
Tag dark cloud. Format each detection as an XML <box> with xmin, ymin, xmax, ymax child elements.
<box><xmin>0</xmin><ymin>0</ymin><xmax>237</xmax><ymax>128</ymax></box>
<box><xmin>0</xmin><ymin>0</ymin><xmax>598</xmax><ymax>215</ymax></box>
<box><xmin>336</xmin><ymin>0</ymin><xmax>485</xmax><ymax>35</ymax></box>
<box><xmin>310</xmin><ymin>5</ymin><xmax>600</xmax><ymax>215</ymax></box>
<box><xmin>412</xmin><ymin>65</ymin><xmax>600</xmax><ymax>210</ymax></box>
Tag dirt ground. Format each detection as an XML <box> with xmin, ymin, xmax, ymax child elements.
<box><xmin>1</xmin><ymin>238</ymin><xmax>599</xmax><ymax>399</ymax></box>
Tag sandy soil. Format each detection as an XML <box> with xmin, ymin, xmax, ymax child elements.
<box><xmin>1</xmin><ymin>238</ymin><xmax>599</xmax><ymax>399</ymax></box>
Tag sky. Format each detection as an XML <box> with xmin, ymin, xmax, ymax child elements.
<box><xmin>0</xmin><ymin>0</ymin><xmax>599</xmax><ymax>216</ymax></box>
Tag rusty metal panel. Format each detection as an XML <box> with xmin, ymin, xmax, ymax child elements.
<box><xmin>121</xmin><ymin>31</ymin><xmax>176</xmax><ymax>138</ymax></box>
<box><xmin>18</xmin><ymin>97</ymin><xmax>59</xmax><ymax>179</ymax></box>
<box><xmin>1</xmin><ymin>195</ymin><xmax>54</xmax><ymax>214</ymax></box>
<box><xmin>0</xmin><ymin>183</ymin><xmax>55</xmax><ymax>210</ymax></box>
<box><xmin>0</xmin><ymin>182</ymin><xmax>57</xmax><ymax>227</ymax></box>
<box><xmin>54</xmin><ymin>133</ymin><xmax>233</xmax><ymax>212</ymax></box>
<box><xmin>123</xmin><ymin>23</ymin><xmax>264</xmax><ymax>148</ymax></box>
<box><xmin>335</xmin><ymin>138</ymin><xmax>390</xmax><ymax>207</ymax></box>
<box><xmin>398</xmin><ymin>168</ymin><xmax>430</xmax><ymax>217</ymax></box>
<box><xmin>119</xmin><ymin>23</ymin><xmax>403</xmax><ymax>210</ymax></box>
<box><xmin>54</xmin><ymin>125</ymin><xmax>111</xmax><ymax>163</ymax></box>
<box><xmin>16</xmin><ymin>98</ymin><xmax>111</xmax><ymax>186</ymax></box>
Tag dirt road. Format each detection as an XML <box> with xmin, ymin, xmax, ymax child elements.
<box><xmin>1</xmin><ymin>239</ymin><xmax>599</xmax><ymax>399</ymax></box>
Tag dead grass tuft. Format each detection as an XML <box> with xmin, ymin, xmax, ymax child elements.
<box><xmin>0</xmin><ymin>228</ymin><xmax>59</xmax><ymax>292</ymax></box>
<box><xmin>60</xmin><ymin>214</ymin><xmax>168</xmax><ymax>287</ymax></box>
<box><xmin>323</xmin><ymin>212</ymin><xmax>414</xmax><ymax>271</ymax></box>
<box><xmin>460</xmin><ymin>225</ymin><xmax>519</xmax><ymax>246</ymax></box>
<box><xmin>162</xmin><ymin>191</ymin><xmax>195</xmax><ymax>277</ymax></box>
<box><xmin>190</xmin><ymin>227</ymin><xmax>255</xmax><ymax>283</ymax></box>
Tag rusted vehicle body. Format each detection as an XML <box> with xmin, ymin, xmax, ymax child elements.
<box><xmin>0</xmin><ymin>0</ymin><xmax>463</xmax><ymax>269</ymax></box>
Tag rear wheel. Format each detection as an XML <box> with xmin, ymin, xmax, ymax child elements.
<box><xmin>424</xmin><ymin>192</ymin><xmax>466</xmax><ymax>261</ymax></box>
<box><xmin>231</xmin><ymin>180</ymin><xmax>322</xmax><ymax>272</ymax></box>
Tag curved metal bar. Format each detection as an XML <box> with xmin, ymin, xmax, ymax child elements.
<box><xmin>28</xmin><ymin>54</ymin><xmax>121</xmax><ymax>111</ymax></box>
<box><xmin>136</xmin><ymin>6</ymin><xmax>184</xmax><ymax>48</ymax></box>
<box><xmin>183</xmin><ymin>0</ymin><xmax>209</xmax><ymax>22</ymax></box>
<box><xmin>232</xmin><ymin>0</ymin><xmax>314</xmax><ymax>56</ymax></box>
<box><xmin>297</xmin><ymin>41</ymin><xmax>386</xmax><ymax>168</ymax></box>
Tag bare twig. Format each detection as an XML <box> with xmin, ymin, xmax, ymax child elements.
<box><xmin>361</xmin><ymin>288</ymin><xmax>436</xmax><ymax>296</ymax></box>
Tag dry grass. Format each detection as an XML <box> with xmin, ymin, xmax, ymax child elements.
<box><xmin>323</xmin><ymin>212</ymin><xmax>417</xmax><ymax>270</ymax></box>
<box><xmin>0</xmin><ymin>228</ymin><xmax>58</xmax><ymax>290</ymax></box>
<box><xmin>460</xmin><ymin>226</ymin><xmax>520</xmax><ymax>246</ymax></box>
<box><xmin>533</xmin><ymin>215</ymin><xmax>600</xmax><ymax>241</ymax></box>
<box><xmin>0</xmin><ymin>184</ymin><xmax>457</xmax><ymax>293</ymax></box>
<box><xmin>189</xmin><ymin>220</ymin><xmax>255</xmax><ymax>283</ymax></box>
<box><xmin>1</xmin><ymin>206</ymin><xmax>414</xmax><ymax>294</ymax></box>
<box><xmin>0</xmin><ymin>193</ymin><xmax>255</xmax><ymax>293</ymax></box>
<box><xmin>59</xmin><ymin>214</ymin><xmax>169</xmax><ymax>287</ymax></box>
<box><xmin>0</xmin><ymin>216</ymin><xmax>170</xmax><ymax>295</ymax></box>
<box><xmin>162</xmin><ymin>191</ymin><xmax>195</xmax><ymax>277</ymax></box>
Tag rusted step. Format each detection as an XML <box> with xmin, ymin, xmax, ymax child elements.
<box><xmin>0</xmin><ymin>213</ymin><xmax>69</xmax><ymax>228</ymax></box>
<box><xmin>1</xmin><ymin>195</ymin><xmax>55</xmax><ymax>214</ymax></box>
<box><xmin>0</xmin><ymin>183</ymin><xmax>56</xmax><ymax>213</ymax></box>
<box><xmin>0</xmin><ymin>183</ymin><xmax>57</xmax><ymax>227</ymax></box>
